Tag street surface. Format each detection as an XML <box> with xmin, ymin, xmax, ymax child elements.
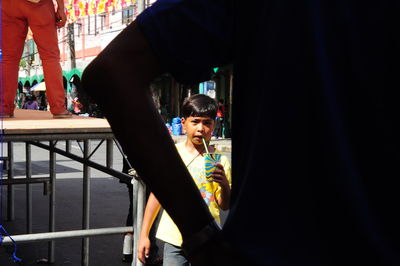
<box><xmin>0</xmin><ymin>137</ymin><xmax>231</xmax><ymax>265</ymax></box>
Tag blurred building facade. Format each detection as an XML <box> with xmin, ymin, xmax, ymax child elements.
<box><xmin>18</xmin><ymin>0</ymin><xmax>232</xmax><ymax>135</ymax></box>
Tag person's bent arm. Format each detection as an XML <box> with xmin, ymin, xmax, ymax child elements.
<box><xmin>81</xmin><ymin>20</ymin><xmax>214</xmax><ymax>244</ymax></box>
<box><xmin>138</xmin><ymin>193</ymin><xmax>161</xmax><ymax>264</ymax></box>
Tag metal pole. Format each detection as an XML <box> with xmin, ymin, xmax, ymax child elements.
<box><xmin>133</xmin><ymin>179</ymin><xmax>146</xmax><ymax>266</ymax></box>
<box><xmin>67</xmin><ymin>23</ymin><xmax>76</xmax><ymax>69</ymax></box>
<box><xmin>1</xmin><ymin>227</ymin><xmax>133</xmax><ymax>245</ymax></box>
<box><xmin>137</xmin><ymin>181</ymin><xmax>146</xmax><ymax>263</ymax></box>
<box><xmin>48</xmin><ymin>141</ymin><xmax>56</xmax><ymax>263</ymax></box>
<box><xmin>132</xmin><ymin>179</ymin><xmax>139</xmax><ymax>266</ymax></box>
<box><xmin>65</xmin><ymin>140</ymin><xmax>71</xmax><ymax>153</ymax></box>
<box><xmin>3</xmin><ymin>133</ymin><xmax>113</xmax><ymax>142</ymax></box>
<box><xmin>26</xmin><ymin>143</ymin><xmax>33</xmax><ymax>234</ymax></box>
<box><xmin>1</xmin><ymin>177</ymin><xmax>50</xmax><ymax>185</ymax></box>
<box><xmin>137</xmin><ymin>0</ymin><xmax>146</xmax><ymax>13</ymax></box>
<box><xmin>82</xmin><ymin>140</ymin><xmax>91</xmax><ymax>266</ymax></box>
<box><xmin>106</xmin><ymin>139</ymin><xmax>113</xmax><ymax>168</ymax></box>
<box><xmin>7</xmin><ymin>142</ymin><xmax>14</xmax><ymax>221</ymax></box>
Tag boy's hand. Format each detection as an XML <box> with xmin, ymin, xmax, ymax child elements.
<box><xmin>211</xmin><ymin>163</ymin><xmax>231</xmax><ymax>210</ymax></box>
<box><xmin>137</xmin><ymin>236</ymin><xmax>151</xmax><ymax>263</ymax></box>
<box><xmin>210</xmin><ymin>163</ymin><xmax>229</xmax><ymax>189</ymax></box>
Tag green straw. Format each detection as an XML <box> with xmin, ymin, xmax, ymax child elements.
<box><xmin>202</xmin><ymin>136</ymin><xmax>210</xmax><ymax>154</ymax></box>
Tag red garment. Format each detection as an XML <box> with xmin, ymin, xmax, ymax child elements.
<box><xmin>72</xmin><ymin>98</ymin><xmax>83</xmax><ymax>113</ymax></box>
<box><xmin>216</xmin><ymin>105</ymin><xmax>225</xmax><ymax>118</ymax></box>
<box><xmin>1</xmin><ymin>0</ymin><xmax>66</xmax><ymax>115</ymax></box>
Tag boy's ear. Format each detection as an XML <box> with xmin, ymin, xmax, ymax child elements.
<box><xmin>181</xmin><ymin>117</ymin><xmax>186</xmax><ymax>134</ymax></box>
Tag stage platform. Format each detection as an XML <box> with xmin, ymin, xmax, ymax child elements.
<box><xmin>0</xmin><ymin>109</ymin><xmax>141</xmax><ymax>266</ymax></box>
<box><xmin>1</xmin><ymin>109</ymin><xmax>111</xmax><ymax>135</ymax></box>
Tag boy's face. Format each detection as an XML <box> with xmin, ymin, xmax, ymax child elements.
<box><xmin>182</xmin><ymin>116</ymin><xmax>215</xmax><ymax>146</ymax></box>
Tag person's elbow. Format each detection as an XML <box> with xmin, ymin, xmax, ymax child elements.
<box><xmin>82</xmin><ymin>52</ymin><xmax>110</xmax><ymax>82</ymax></box>
<box><xmin>81</xmin><ymin>52</ymin><xmax>115</xmax><ymax>100</ymax></box>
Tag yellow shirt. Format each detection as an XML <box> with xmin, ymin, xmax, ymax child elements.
<box><xmin>155</xmin><ymin>142</ymin><xmax>232</xmax><ymax>247</ymax></box>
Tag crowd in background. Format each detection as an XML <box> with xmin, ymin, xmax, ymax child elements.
<box><xmin>14</xmin><ymin>88</ymin><xmax>229</xmax><ymax>138</ymax></box>
<box><xmin>15</xmin><ymin>89</ymin><xmax>103</xmax><ymax>118</ymax></box>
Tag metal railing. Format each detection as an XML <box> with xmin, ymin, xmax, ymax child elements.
<box><xmin>1</xmin><ymin>135</ymin><xmax>145</xmax><ymax>266</ymax></box>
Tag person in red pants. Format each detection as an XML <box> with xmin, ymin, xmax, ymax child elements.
<box><xmin>1</xmin><ymin>0</ymin><xmax>71</xmax><ymax>118</ymax></box>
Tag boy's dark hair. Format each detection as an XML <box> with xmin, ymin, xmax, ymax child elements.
<box><xmin>181</xmin><ymin>94</ymin><xmax>218</xmax><ymax>119</ymax></box>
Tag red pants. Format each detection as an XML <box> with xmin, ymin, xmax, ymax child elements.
<box><xmin>1</xmin><ymin>0</ymin><xmax>66</xmax><ymax>115</ymax></box>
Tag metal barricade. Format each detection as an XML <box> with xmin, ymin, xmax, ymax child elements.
<box><xmin>1</xmin><ymin>136</ymin><xmax>144</xmax><ymax>266</ymax></box>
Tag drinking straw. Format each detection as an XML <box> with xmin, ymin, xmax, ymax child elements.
<box><xmin>202</xmin><ymin>136</ymin><xmax>210</xmax><ymax>154</ymax></box>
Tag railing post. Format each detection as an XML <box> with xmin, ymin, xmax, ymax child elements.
<box><xmin>48</xmin><ymin>140</ymin><xmax>56</xmax><ymax>263</ymax></box>
<box><xmin>82</xmin><ymin>140</ymin><xmax>91</xmax><ymax>266</ymax></box>
<box><xmin>26</xmin><ymin>142</ymin><xmax>33</xmax><ymax>234</ymax></box>
<box><xmin>7</xmin><ymin>142</ymin><xmax>14</xmax><ymax>221</ymax></box>
<box><xmin>133</xmin><ymin>178</ymin><xmax>146</xmax><ymax>266</ymax></box>
<box><xmin>106</xmin><ymin>139</ymin><xmax>113</xmax><ymax>168</ymax></box>
<box><xmin>65</xmin><ymin>140</ymin><xmax>71</xmax><ymax>153</ymax></box>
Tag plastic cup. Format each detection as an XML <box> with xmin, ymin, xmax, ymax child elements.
<box><xmin>204</xmin><ymin>153</ymin><xmax>222</xmax><ymax>179</ymax></box>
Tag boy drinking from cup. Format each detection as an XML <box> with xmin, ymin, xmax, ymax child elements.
<box><xmin>137</xmin><ymin>94</ymin><xmax>231</xmax><ymax>265</ymax></box>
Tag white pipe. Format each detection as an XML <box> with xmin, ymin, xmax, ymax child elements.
<box><xmin>1</xmin><ymin>227</ymin><xmax>133</xmax><ymax>245</ymax></box>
